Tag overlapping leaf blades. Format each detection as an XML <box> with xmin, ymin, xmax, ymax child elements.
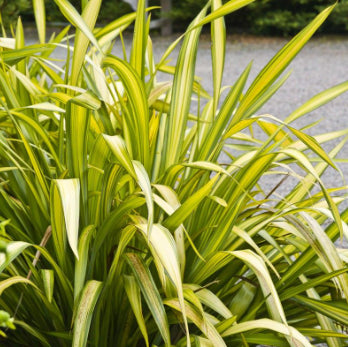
<box><xmin>0</xmin><ymin>0</ymin><xmax>347</xmax><ymax>346</ymax></box>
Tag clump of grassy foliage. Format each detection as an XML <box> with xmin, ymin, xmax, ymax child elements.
<box><xmin>0</xmin><ymin>0</ymin><xmax>348</xmax><ymax>346</ymax></box>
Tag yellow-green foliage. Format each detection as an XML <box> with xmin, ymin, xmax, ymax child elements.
<box><xmin>0</xmin><ymin>1</ymin><xmax>348</xmax><ymax>346</ymax></box>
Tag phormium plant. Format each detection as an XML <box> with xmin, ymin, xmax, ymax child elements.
<box><xmin>0</xmin><ymin>0</ymin><xmax>348</xmax><ymax>346</ymax></box>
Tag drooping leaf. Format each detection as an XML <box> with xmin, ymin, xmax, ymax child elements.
<box><xmin>133</xmin><ymin>160</ymin><xmax>154</xmax><ymax>236</ymax></box>
<box><xmin>126</xmin><ymin>253</ymin><xmax>171</xmax><ymax>347</ymax></box>
<box><xmin>72</xmin><ymin>280</ymin><xmax>103</xmax><ymax>347</ymax></box>
<box><xmin>136</xmin><ymin>223</ymin><xmax>190</xmax><ymax>345</ymax></box>
<box><xmin>53</xmin><ymin>0</ymin><xmax>101</xmax><ymax>51</ymax></box>
<box><xmin>165</xmin><ymin>298</ymin><xmax>226</xmax><ymax>347</ymax></box>
<box><xmin>222</xmin><ymin>319</ymin><xmax>311</xmax><ymax>347</ymax></box>
<box><xmin>0</xmin><ymin>241</ymin><xmax>30</xmax><ymax>274</ymax></box>
<box><xmin>40</xmin><ymin>269</ymin><xmax>54</xmax><ymax>303</ymax></box>
<box><xmin>230</xmin><ymin>250</ymin><xmax>286</xmax><ymax>324</ymax></box>
<box><xmin>0</xmin><ymin>276</ymin><xmax>36</xmax><ymax>296</ymax></box>
<box><xmin>124</xmin><ymin>275</ymin><xmax>149</xmax><ymax>347</ymax></box>
<box><xmin>54</xmin><ymin>179</ymin><xmax>80</xmax><ymax>259</ymax></box>
<box><xmin>287</xmin><ymin>80</ymin><xmax>348</xmax><ymax>123</ymax></box>
<box><xmin>293</xmin><ymin>296</ymin><xmax>348</xmax><ymax>326</ymax></box>
<box><xmin>0</xmin><ymin>45</ymin><xmax>52</xmax><ymax>65</ymax></box>
<box><xmin>74</xmin><ymin>225</ymin><xmax>95</xmax><ymax>301</ymax></box>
